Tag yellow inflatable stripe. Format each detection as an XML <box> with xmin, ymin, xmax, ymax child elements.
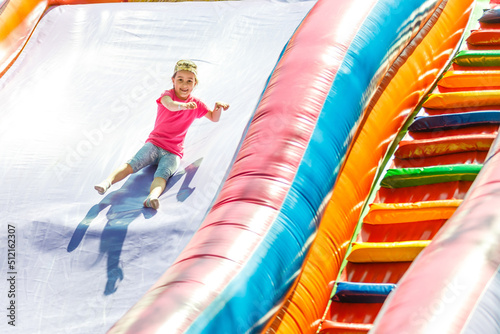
<box><xmin>423</xmin><ymin>90</ymin><xmax>500</xmax><ymax>109</ymax></box>
<box><xmin>438</xmin><ymin>70</ymin><xmax>500</xmax><ymax>88</ymax></box>
<box><xmin>347</xmin><ymin>240</ymin><xmax>431</xmax><ymax>263</ymax></box>
<box><xmin>363</xmin><ymin>199</ymin><xmax>462</xmax><ymax>224</ymax></box>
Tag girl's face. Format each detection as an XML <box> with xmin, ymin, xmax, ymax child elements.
<box><xmin>172</xmin><ymin>70</ymin><xmax>197</xmax><ymax>100</ymax></box>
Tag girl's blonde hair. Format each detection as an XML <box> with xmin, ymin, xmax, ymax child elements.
<box><xmin>172</xmin><ymin>59</ymin><xmax>198</xmax><ymax>84</ymax></box>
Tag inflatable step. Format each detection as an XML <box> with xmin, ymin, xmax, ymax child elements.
<box><xmin>423</xmin><ymin>90</ymin><xmax>500</xmax><ymax>109</ymax></box>
<box><xmin>363</xmin><ymin>200</ymin><xmax>462</xmax><ymax>225</ymax></box>
<box><xmin>347</xmin><ymin>240</ymin><xmax>431</xmax><ymax>263</ymax></box>
<box><xmin>332</xmin><ymin>282</ymin><xmax>396</xmax><ymax>303</ymax></box>
<box><xmin>408</xmin><ymin>111</ymin><xmax>500</xmax><ymax>131</ymax></box>
<box><xmin>479</xmin><ymin>8</ymin><xmax>500</xmax><ymax>24</ymax></box>
<box><xmin>438</xmin><ymin>70</ymin><xmax>500</xmax><ymax>89</ymax></box>
<box><xmin>393</xmin><ymin>151</ymin><xmax>488</xmax><ymax>168</ymax></box>
<box><xmin>467</xmin><ymin>29</ymin><xmax>500</xmax><ymax>46</ymax></box>
<box><xmin>453</xmin><ymin>50</ymin><xmax>500</xmax><ymax>67</ymax></box>
<box><xmin>319</xmin><ymin>320</ymin><xmax>372</xmax><ymax>333</ymax></box>
<box><xmin>344</xmin><ymin>262</ymin><xmax>412</xmax><ymax>284</ymax></box>
<box><xmin>395</xmin><ymin>134</ymin><xmax>496</xmax><ymax>159</ymax></box>
<box><xmin>380</xmin><ymin>164</ymin><xmax>482</xmax><ymax>188</ymax></box>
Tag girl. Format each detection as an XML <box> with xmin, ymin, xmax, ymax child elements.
<box><xmin>94</xmin><ymin>59</ymin><xmax>230</xmax><ymax>210</ymax></box>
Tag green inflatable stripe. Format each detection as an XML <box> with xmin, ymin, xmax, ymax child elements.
<box><xmin>381</xmin><ymin>164</ymin><xmax>483</xmax><ymax>188</ymax></box>
<box><xmin>453</xmin><ymin>50</ymin><xmax>500</xmax><ymax>66</ymax></box>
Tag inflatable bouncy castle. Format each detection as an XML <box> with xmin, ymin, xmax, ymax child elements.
<box><xmin>1</xmin><ymin>0</ymin><xmax>499</xmax><ymax>333</ymax></box>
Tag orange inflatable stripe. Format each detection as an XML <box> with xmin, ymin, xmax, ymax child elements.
<box><xmin>438</xmin><ymin>70</ymin><xmax>500</xmax><ymax>88</ymax></box>
<box><xmin>0</xmin><ymin>0</ymin><xmax>44</xmax><ymax>40</ymax></box>
<box><xmin>395</xmin><ymin>134</ymin><xmax>495</xmax><ymax>159</ymax></box>
<box><xmin>0</xmin><ymin>0</ymin><xmax>127</xmax><ymax>76</ymax></box>
<box><xmin>423</xmin><ymin>90</ymin><xmax>500</xmax><ymax>108</ymax></box>
<box><xmin>467</xmin><ymin>29</ymin><xmax>500</xmax><ymax>45</ymax></box>
<box><xmin>363</xmin><ymin>200</ymin><xmax>462</xmax><ymax>225</ymax></box>
<box><xmin>0</xmin><ymin>0</ymin><xmax>47</xmax><ymax>75</ymax></box>
<box><xmin>347</xmin><ymin>240</ymin><xmax>431</xmax><ymax>263</ymax></box>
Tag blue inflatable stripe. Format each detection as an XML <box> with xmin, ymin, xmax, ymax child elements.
<box><xmin>333</xmin><ymin>282</ymin><xmax>396</xmax><ymax>303</ymax></box>
<box><xmin>409</xmin><ymin>111</ymin><xmax>500</xmax><ymax>132</ymax></box>
<box><xmin>187</xmin><ymin>1</ymin><xmax>441</xmax><ymax>332</ymax></box>
<box><xmin>479</xmin><ymin>8</ymin><xmax>500</xmax><ymax>24</ymax></box>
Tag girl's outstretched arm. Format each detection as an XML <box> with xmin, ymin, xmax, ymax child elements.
<box><xmin>205</xmin><ymin>102</ymin><xmax>229</xmax><ymax>122</ymax></box>
<box><xmin>160</xmin><ymin>95</ymin><xmax>197</xmax><ymax>111</ymax></box>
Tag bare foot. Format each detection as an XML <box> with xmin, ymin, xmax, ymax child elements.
<box><xmin>94</xmin><ymin>180</ymin><xmax>111</xmax><ymax>195</ymax></box>
<box><xmin>143</xmin><ymin>197</ymin><xmax>160</xmax><ymax>210</ymax></box>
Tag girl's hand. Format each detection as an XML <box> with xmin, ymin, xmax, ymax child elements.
<box><xmin>184</xmin><ymin>102</ymin><xmax>197</xmax><ymax>110</ymax></box>
<box><xmin>215</xmin><ymin>102</ymin><xmax>230</xmax><ymax>111</ymax></box>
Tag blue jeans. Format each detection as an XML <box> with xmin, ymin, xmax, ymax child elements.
<box><xmin>127</xmin><ymin>142</ymin><xmax>180</xmax><ymax>180</ymax></box>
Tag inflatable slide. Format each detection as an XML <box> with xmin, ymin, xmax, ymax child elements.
<box><xmin>0</xmin><ymin>1</ymin><xmax>315</xmax><ymax>332</ymax></box>
<box><xmin>1</xmin><ymin>0</ymin><xmax>498</xmax><ymax>333</ymax></box>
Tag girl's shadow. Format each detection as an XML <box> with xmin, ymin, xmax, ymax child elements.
<box><xmin>67</xmin><ymin>158</ymin><xmax>202</xmax><ymax>295</ymax></box>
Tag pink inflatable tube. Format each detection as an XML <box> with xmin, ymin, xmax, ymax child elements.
<box><xmin>372</xmin><ymin>134</ymin><xmax>500</xmax><ymax>333</ymax></box>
